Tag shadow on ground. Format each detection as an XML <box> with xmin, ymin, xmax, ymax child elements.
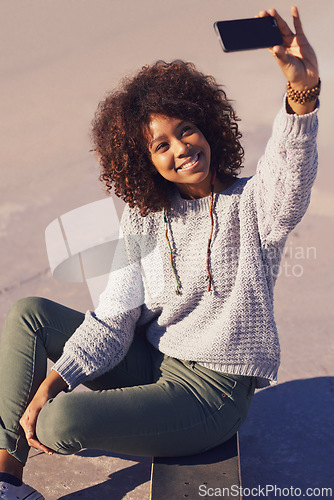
<box><xmin>58</xmin><ymin>451</ymin><xmax>151</xmax><ymax>499</ymax></box>
<box><xmin>53</xmin><ymin>377</ymin><xmax>333</xmax><ymax>498</ymax></box>
<box><xmin>239</xmin><ymin>377</ymin><xmax>334</xmax><ymax>495</ymax></box>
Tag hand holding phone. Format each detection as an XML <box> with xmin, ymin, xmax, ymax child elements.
<box><xmin>214</xmin><ymin>16</ymin><xmax>283</xmax><ymax>52</ymax></box>
<box><xmin>214</xmin><ymin>7</ymin><xmax>319</xmax><ymax>115</ymax></box>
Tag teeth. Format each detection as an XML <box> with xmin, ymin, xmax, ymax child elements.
<box><xmin>179</xmin><ymin>153</ymin><xmax>199</xmax><ymax>170</ymax></box>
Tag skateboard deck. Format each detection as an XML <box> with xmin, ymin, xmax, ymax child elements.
<box><xmin>150</xmin><ymin>433</ymin><xmax>242</xmax><ymax>499</ymax></box>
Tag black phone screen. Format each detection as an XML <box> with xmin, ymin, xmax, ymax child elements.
<box><xmin>214</xmin><ymin>16</ymin><xmax>283</xmax><ymax>52</ymax></box>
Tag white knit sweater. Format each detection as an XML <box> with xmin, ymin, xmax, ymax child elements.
<box><xmin>53</xmin><ymin>103</ymin><xmax>318</xmax><ymax>389</ymax></box>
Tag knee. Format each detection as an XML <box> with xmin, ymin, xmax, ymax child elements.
<box><xmin>36</xmin><ymin>395</ymin><xmax>82</xmax><ymax>455</ymax></box>
<box><xmin>4</xmin><ymin>297</ymin><xmax>52</xmax><ymax>335</ymax></box>
<box><xmin>6</xmin><ymin>297</ymin><xmax>45</xmax><ymax>327</ymax></box>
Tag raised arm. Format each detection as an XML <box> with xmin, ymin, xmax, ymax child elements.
<box><xmin>253</xmin><ymin>7</ymin><xmax>319</xmax><ymax>246</ymax></box>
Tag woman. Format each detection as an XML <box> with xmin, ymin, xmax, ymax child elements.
<box><xmin>0</xmin><ymin>7</ymin><xmax>319</xmax><ymax>499</ymax></box>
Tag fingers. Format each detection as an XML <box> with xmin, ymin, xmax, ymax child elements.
<box><xmin>291</xmin><ymin>6</ymin><xmax>305</xmax><ymax>36</ymax></box>
<box><xmin>267</xmin><ymin>8</ymin><xmax>294</xmax><ymax>37</ymax></box>
<box><xmin>19</xmin><ymin>413</ymin><xmax>54</xmax><ymax>455</ymax></box>
<box><xmin>26</xmin><ymin>434</ymin><xmax>54</xmax><ymax>455</ymax></box>
<box><xmin>267</xmin><ymin>6</ymin><xmax>305</xmax><ymax>38</ymax></box>
<box><xmin>19</xmin><ymin>413</ymin><xmax>34</xmax><ymax>440</ymax></box>
<box><xmin>256</xmin><ymin>6</ymin><xmax>318</xmax><ymax>86</ymax></box>
<box><xmin>271</xmin><ymin>45</ymin><xmax>287</xmax><ymax>61</ymax></box>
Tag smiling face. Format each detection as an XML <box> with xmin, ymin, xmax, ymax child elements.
<box><xmin>148</xmin><ymin>114</ymin><xmax>213</xmax><ymax>199</ymax></box>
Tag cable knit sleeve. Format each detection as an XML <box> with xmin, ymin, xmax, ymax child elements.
<box><xmin>52</xmin><ymin>204</ymin><xmax>144</xmax><ymax>390</ymax></box>
<box><xmin>254</xmin><ymin>98</ymin><xmax>318</xmax><ymax>246</ymax></box>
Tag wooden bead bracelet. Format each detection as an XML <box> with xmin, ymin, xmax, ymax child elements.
<box><xmin>287</xmin><ymin>79</ymin><xmax>321</xmax><ymax>104</ymax></box>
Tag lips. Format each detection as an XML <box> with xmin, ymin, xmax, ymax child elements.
<box><xmin>177</xmin><ymin>153</ymin><xmax>200</xmax><ymax>171</ymax></box>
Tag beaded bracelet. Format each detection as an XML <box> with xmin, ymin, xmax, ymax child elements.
<box><xmin>287</xmin><ymin>79</ymin><xmax>321</xmax><ymax>104</ymax></box>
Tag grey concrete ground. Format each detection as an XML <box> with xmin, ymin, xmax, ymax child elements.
<box><xmin>1</xmin><ymin>0</ymin><xmax>333</xmax><ymax>498</ymax></box>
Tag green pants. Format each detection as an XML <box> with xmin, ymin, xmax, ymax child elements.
<box><xmin>0</xmin><ymin>297</ymin><xmax>255</xmax><ymax>465</ymax></box>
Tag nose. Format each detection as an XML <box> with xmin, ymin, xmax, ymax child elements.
<box><xmin>174</xmin><ymin>138</ymin><xmax>190</xmax><ymax>158</ymax></box>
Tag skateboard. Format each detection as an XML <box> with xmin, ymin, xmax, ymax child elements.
<box><xmin>150</xmin><ymin>433</ymin><xmax>242</xmax><ymax>499</ymax></box>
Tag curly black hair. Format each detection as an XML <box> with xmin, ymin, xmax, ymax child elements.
<box><xmin>92</xmin><ymin>60</ymin><xmax>244</xmax><ymax>215</ymax></box>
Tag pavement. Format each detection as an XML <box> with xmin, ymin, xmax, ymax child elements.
<box><xmin>1</xmin><ymin>0</ymin><xmax>333</xmax><ymax>498</ymax></box>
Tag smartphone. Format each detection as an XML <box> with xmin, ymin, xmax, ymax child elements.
<box><xmin>214</xmin><ymin>16</ymin><xmax>283</xmax><ymax>52</ymax></box>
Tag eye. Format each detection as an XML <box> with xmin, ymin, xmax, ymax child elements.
<box><xmin>181</xmin><ymin>125</ymin><xmax>193</xmax><ymax>136</ymax></box>
<box><xmin>155</xmin><ymin>141</ymin><xmax>169</xmax><ymax>152</ymax></box>
<box><xmin>181</xmin><ymin>124</ymin><xmax>196</xmax><ymax>136</ymax></box>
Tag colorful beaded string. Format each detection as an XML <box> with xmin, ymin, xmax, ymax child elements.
<box><xmin>163</xmin><ymin>209</ymin><xmax>182</xmax><ymax>295</ymax></box>
<box><xmin>163</xmin><ymin>169</ymin><xmax>216</xmax><ymax>294</ymax></box>
<box><xmin>206</xmin><ymin>169</ymin><xmax>216</xmax><ymax>292</ymax></box>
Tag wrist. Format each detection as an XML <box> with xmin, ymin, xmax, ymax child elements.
<box><xmin>39</xmin><ymin>370</ymin><xmax>69</xmax><ymax>399</ymax></box>
<box><xmin>287</xmin><ymin>78</ymin><xmax>321</xmax><ymax>103</ymax></box>
<box><xmin>286</xmin><ymin>78</ymin><xmax>320</xmax><ymax>115</ymax></box>
<box><xmin>288</xmin><ymin>77</ymin><xmax>320</xmax><ymax>92</ymax></box>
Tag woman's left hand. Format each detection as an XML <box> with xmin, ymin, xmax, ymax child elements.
<box><xmin>259</xmin><ymin>6</ymin><xmax>319</xmax><ymax>90</ymax></box>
